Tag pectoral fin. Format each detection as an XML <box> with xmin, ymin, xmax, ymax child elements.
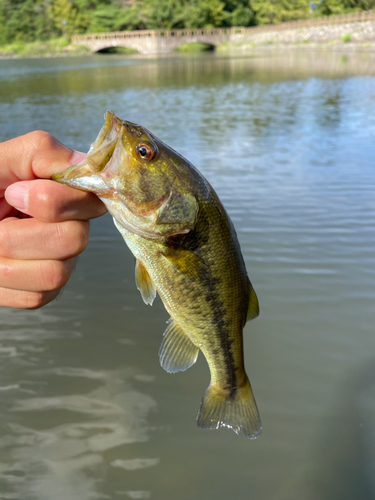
<box><xmin>162</xmin><ymin>245</ymin><xmax>209</xmax><ymax>279</ymax></box>
<box><xmin>159</xmin><ymin>319</ymin><xmax>199</xmax><ymax>373</ymax></box>
<box><xmin>135</xmin><ymin>259</ymin><xmax>157</xmax><ymax>306</ymax></box>
<box><xmin>246</xmin><ymin>279</ymin><xmax>259</xmax><ymax>321</ymax></box>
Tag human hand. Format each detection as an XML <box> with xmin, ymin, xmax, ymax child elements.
<box><xmin>1</xmin><ymin>131</ymin><xmax>106</xmax><ymax>309</ymax></box>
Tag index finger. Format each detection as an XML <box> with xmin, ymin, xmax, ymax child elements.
<box><xmin>5</xmin><ymin>179</ymin><xmax>107</xmax><ymax>222</ymax></box>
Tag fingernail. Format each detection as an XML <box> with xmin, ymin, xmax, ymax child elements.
<box><xmin>70</xmin><ymin>151</ymin><xmax>87</xmax><ymax>165</ymax></box>
<box><xmin>5</xmin><ymin>182</ymin><xmax>29</xmax><ymax>212</ymax></box>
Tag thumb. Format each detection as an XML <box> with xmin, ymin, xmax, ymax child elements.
<box><xmin>1</xmin><ymin>130</ymin><xmax>87</xmax><ymax>188</ymax></box>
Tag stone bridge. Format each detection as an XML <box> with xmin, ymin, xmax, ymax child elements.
<box><xmin>72</xmin><ymin>10</ymin><xmax>375</xmax><ymax>54</ymax></box>
<box><xmin>72</xmin><ymin>27</ymin><xmax>246</xmax><ymax>54</ymax></box>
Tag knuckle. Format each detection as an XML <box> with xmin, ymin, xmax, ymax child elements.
<box><xmin>40</xmin><ymin>259</ymin><xmax>74</xmax><ymax>291</ymax></box>
<box><xmin>22</xmin><ymin>290</ymin><xmax>60</xmax><ymax>310</ymax></box>
<box><xmin>58</xmin><ymin>221</ymin><xmax>89</xmax><ymax>257</ymax></box>
<box><xmin>34</xmin><ymin>186</ymin><xmax>60</xmax><ymax>222</ymax></box>
<box><xmin>27</xmin><ymin>130</ymin><xmax>56</xmax><ymax>151</ymax></box>
<box><xmin>23</xmin><ymin>291</ymin><xmax>49</xmax><ymax>309</ymax></box>
<box><xmin>0</xmin><ymin>224</ymin><xmax>11</xmax><ymax>257</ymax></box>
<box><xmin>0</xmin><ymin>259</ymin><xmax>14</xmax><ymax>279</ymax></box>
<box><xmin>78</xmin><ymin>222</ymin><xmax>89</xmax><ymax>252</ymax></box>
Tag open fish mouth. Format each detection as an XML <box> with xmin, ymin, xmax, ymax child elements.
<box><xmin>87</xmin><ymin>109</ymin><xmax>124</xmax><ymax>156</ymax></box>
<box><xmin>51</xmin><ymin>110</ymin><xmax>123</xmax><ymax>196</ymax></box>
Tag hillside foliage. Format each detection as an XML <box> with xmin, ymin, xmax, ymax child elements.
<box><xmin>0</xmin><ymin>0</ymin><xmax>374</xmax><ymax>45</ymax></box>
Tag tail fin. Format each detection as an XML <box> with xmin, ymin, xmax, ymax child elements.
<box><xmin>196</xmin><ymin>377</ymin><xmax>261</xmax><ymax>439</ymax></box>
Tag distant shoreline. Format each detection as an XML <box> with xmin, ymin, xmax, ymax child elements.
<box><xmin>221</xmin><ymin>40</ymin><xmax>375</xmax><ymax>55</ymax></box>
<box><xmin>0</xmin><ymin>39</ymin><xmax>91</xmax><ymax>60</ymax></box>
<box><xmin>2</xmin><ymin>19</ymin><xmax>375</xmax><ymax>60</ymax></box>
<box><xmin>2</xmin><ymin>42</ymin><xmax>375</xmax><ymax>60</ymax></box>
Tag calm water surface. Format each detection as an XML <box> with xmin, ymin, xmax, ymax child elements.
<box><xmin>0</xmin><ymin>50</ymin><xmax>375</xmax><ymax>500</ymax></box>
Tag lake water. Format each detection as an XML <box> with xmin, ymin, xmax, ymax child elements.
<box><xmin>0</xmin><ymin>49</ymin><xmax>375</xmax><ymax>500</ymax></box>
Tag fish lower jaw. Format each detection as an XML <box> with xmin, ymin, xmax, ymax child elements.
<box><xmin>111</xmin><ymin>213</ymin><xmax>162</xmax><ymax>241</ymax></box>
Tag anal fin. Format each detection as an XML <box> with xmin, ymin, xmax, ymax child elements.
<box><xmin>135</xmin><ymin>259</ymin><xmax>157</xmax><ymax>306</ymax></box>
<box><xmin>159</xmin><ymin>319</ymin><xmax>199</xmax><ymax>373</ymax></box>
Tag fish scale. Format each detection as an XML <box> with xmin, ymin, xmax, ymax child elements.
<box><xmin>52</xmin><ymin>110</ymin><xmax>261</xmax><ymax>439</ymax></box>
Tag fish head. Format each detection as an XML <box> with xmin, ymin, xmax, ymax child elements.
<box><xmin>52</xmin><ymin>111</ymin><xmax>199</xmax><ymax>238</ymax></box>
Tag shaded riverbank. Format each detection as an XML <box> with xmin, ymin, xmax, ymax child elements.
<box><xmin>0</xmin><ymin>37</ymin><xmax>91</xmax><ymax>59</ymax></box>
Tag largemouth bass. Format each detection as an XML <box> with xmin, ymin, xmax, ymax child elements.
<box><xmin>52</xmin><ymin>111</ymin><xmax>261</xmax><ymax>438</ymax></box>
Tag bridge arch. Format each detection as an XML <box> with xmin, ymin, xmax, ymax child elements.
<box><xmin>72</xmin><ymin>28</ymin><xmax>245</xmax><ymax>54</ymax></box>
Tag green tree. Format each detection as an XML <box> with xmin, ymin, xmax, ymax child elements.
<box><xmin>115</xmin><ymin>7</ymin><xmax>145</xmax><ymax>30</ymax></box>
<box><xmin>229</xmin><ymin>4</ymin><xmax>255</xmax><ymax>26</ymax></box>
<box><xmin>134</xmin><ymin>0</ymin><xmax>183</xmax><ymax>29</ymax></box>
<box><xmin>183</xmin><ymin>0</ymin><xmax>227</xmax><ymax>28</ymax></box>
<box><xmin>48</xmin><ymin>0</ymin><xmax>89</xmax><ymax>35</ymax></box>
<box><xmin>0</xmin><ymin>8</ymin><xmax>7</xmax><ymax>44</ymax></box>
<box><xmin>314</xmin><ymin>0</ymin><xmax>375</xmax><ymax>16</ymax></box>
<box><xmin>88</xmin><ymin>6</ymin><xmax>121</xmax><ymax>31</ymax></box>
<box><xmin>2</xmin><ymin>0</ymin><xmax>375</xmax><ymax>48</ymax></box>
<box><xmin>222</xmin><ymin>0</ymin><xmax>255</xmax><ymax>26</ymax></box>
<box><xmin>0</xmin><ymin>0</ymin><xmax>55</xmax><ymax>42</ymax></box>
<box><xmin>251</xmin><ymin>0</ymin><xmax>310</xmax><ymax>24</ymax></box>
<box><xmin>313</xmin><ymin>0</ymin><xmax>345</xmax><ymax>15</ymax></box>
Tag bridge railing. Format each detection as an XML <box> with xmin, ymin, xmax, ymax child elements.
<box><xmin>72</xmin><ymin>27</ymin><xmax>246</xmax><ymax>42</ymax></box>
<box><xmin>72</xmin><ymin>9</ymin><xmax>375</xmax><ymax>42</ymax></box>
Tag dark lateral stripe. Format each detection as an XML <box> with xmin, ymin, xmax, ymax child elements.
<box><xmin>207</xmin><ymin>279</ymin><xmax>237</xmax><ymax>397</ymax></box>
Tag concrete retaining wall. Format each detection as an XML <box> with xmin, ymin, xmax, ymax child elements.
<box><xmin>229</xmin><ymin>20</ymin><xmax>375</xmax><ymax>45</ymax></box>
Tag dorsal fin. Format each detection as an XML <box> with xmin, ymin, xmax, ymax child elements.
<box><xmin>159</xmin><ymin>319</ymin><xmax>199</xmax><ymax>373</ymax></box>
<box><xmin>135</xmin><ymin>259</ymin><xmax>157</xmax><ymax>306</ymax></box>
<box><xmin>246</xmin><ymin>278</ymin><xmax>259</xmax><ymax>322</ymax></box>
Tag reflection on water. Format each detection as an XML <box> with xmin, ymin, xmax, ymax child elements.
<box><xmin>1</xmin><ymin>50</ymin><xmax>375</xmax><ymax>101</ymax></box>
<box><xmin>0</xmin><ymin>50</ymin><xmax>375</xmax><ymax>499</ymax></box>
<box><xmin>0</xmin><ymin>309</ymin><xmax>157</xmax><ymax>500</ymax></box>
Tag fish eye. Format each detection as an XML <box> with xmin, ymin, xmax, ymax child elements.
<box><xmin>136</xmin><ymin>142</ymin><xmax>156</xmax><ymax>161</ymax></box>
